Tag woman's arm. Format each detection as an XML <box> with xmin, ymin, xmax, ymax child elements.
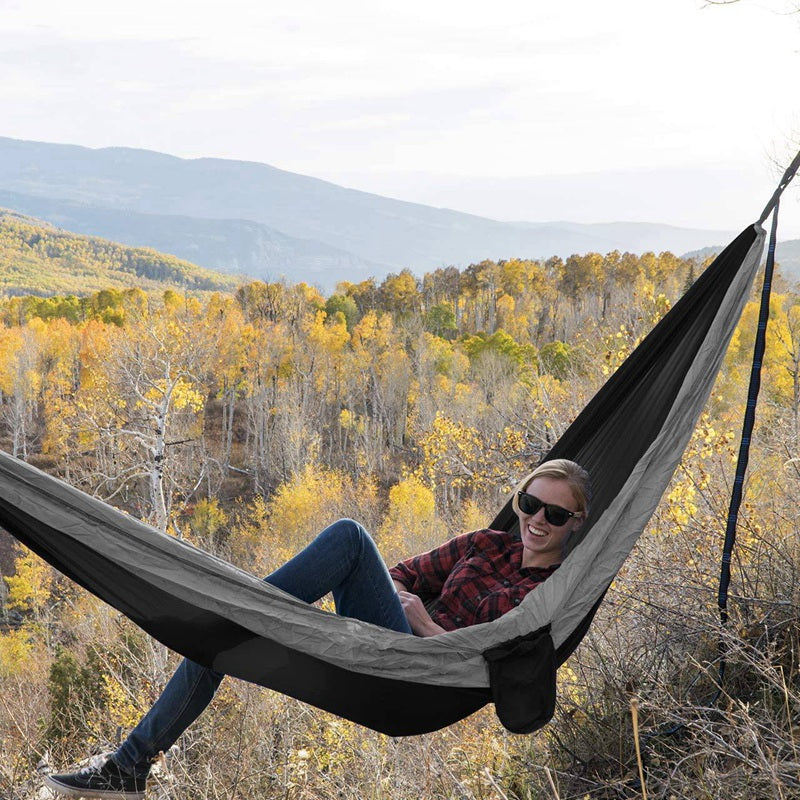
<box><xmin>396</xmin><ymin>591</ymin><xmax>446</xmax><ymax>637</ymax></box>
<box><xmin>392</xmin><ymin>579</ymin><xmax>445</xmax><ymax>636</ymax></box>
<box><xmin>388</xmin><ymin>531</ymin><xmax>477</xmax><ymax>597</ymax></box>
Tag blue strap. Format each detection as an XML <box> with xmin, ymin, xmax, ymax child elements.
<box><xmin>718</xmin><ymin>201</ymin><xmax>779</xmax><ymax>626</ymax></box>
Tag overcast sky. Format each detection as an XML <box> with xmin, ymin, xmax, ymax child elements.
<box><xmin>2</xmin><ymin>0</ymin><xmax>799</xmax><ymax>236</ymax></box>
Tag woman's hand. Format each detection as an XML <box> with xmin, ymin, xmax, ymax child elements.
<box><xmin>397</xmin><ymin>591</ymin><xmax>446</xmax><ymax>637</ymax></box>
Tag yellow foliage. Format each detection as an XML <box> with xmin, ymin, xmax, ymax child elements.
<box><xmin>461</xmin><ymin>498</ymin><xmax>491</xmax><ymax>533</ymax></box>
<box><xmin>190</xmin><ymin>498</ymin><xmax>229</xmax><ymax>540</ymax></box>
<box><xmin>0</xmin><ymin>326</ymin><xmax>23</xmax><ymax>393</ymax></box>
<box><xmin>420</xmin><ymin>332</ymin><xmax>454</xmax><ymax>374</ymax></box>
<box><xmin>2</xmin><ymin>247</ymin><xmax>799</xmax><ymax>799</ymax></box>
<box><xmin>99</xmin><ymin>673</ymin><xmax>144</xmax><ymax>731</ymax></box>
<box><xmin>264</xmin><ymin>463</ymin><xmax>377</xmax><ymax>568</ymax></box>
<box><xmin>0</xmin><ymin>213</ymin><xmax>237</xmax><ymax>296</ymax></box>
<box><xmin>415</xmin><ymin>413</ymin><xmax>528</xmax><ymax>507</ymax></box>
<box><xmin>352</xmin><ymin>309</ymin><xmax>396</xmax><ymax>356</ymax></box>
<box><xmin>306</xmin><ymin>309</ymin><xmax>349</xmax><ymax>355</ymax></box>
<box><xmin>339</xmin><ymin>408</ymin><xmax>365</xmax><ymax>435</ymax></box>
<box><xmin>601</xmin><ymin>323</ymin><xmax>637</xmax><ymax>375</ymax></box>
<box><xmin>665</xmin><ymin>479</ymin><xmax>699</xmax><ymax>527</ymax></box>
<box><xmin>453</xmin><ymin>380</ymin><xmax>475</xmax><ymax>404</ymax></box>
<box><xmin>5</xmin><ymin>549</ymin><xmax>52</xmax><ymax>615</ymax></box>
<box><xmin>495</xmin><ymin>293</ymin><xmax>516</xmax><ymax>329</ymax></box>
<box><xmin>379</xmin><ymin>475</ymin><xmax>438</xmax><ymax>562</ymax></box>
<box><xmin>558</xmin><ymin>663</ymin><xmax>589</xmax><ymax>710</ymax></box>
<box><xmin>351</xmin><ymin>309</ymin><xmax>379</xmax><ymax>349</ymax></box>
<box><xmin>170</xmin><ymin>377</ymin><xmax>205</xmax><ymax>412</ymax></box>
<box><xmin>657</xmin><ymin>415</ymin><xmax>736</xmax><ymax>568</ymax></box>
<box><xmin>227</xmin><ymin>495</ymin><xmax>270</xmax><ymax>570</ymax></box>
<box><xmin>0</xmin><ymin>629</ymin><xmax>36</xmax><ymax>677</ymax></box>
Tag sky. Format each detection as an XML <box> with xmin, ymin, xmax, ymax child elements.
<box><xmin>2</xmin><ymin>0</ymin><xmax>800</xmax><ymax>237</ymax></box>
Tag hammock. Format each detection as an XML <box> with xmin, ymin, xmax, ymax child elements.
<box><xmin>1</xmin><ymin>159</ymin><xmax>795</xmax><ymax>735</ymax></box>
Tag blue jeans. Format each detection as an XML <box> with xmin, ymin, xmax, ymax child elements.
<box><xmin>111</xmin><ymin>519</ymin><xmax>411</xmax><ymax>777</ymax></box>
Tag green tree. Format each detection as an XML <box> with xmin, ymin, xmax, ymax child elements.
<box><xmin>423</xmin><ymin>303</ymin><xmax>457</xmax><ymax>338</ymax></box>
<box><xmin>539</xmin><ymin>340</ymin><xmax>575</xmax><ymax>379</ymax></box>
<box><xmin>325</xmin><ymin>293</ymin><xmax>360</xmax><ymax>330</ymax></box>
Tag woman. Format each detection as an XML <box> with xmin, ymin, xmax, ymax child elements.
<box><xmin>45</xmin><ymin>458</ymin><xmax>590</xmax><ymax>799</ymax></box>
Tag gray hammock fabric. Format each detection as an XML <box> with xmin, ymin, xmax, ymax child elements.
<box><xmin>0</xmin><ymin>223</ymin><xmax>766</xmax><ymax>735</ymax></box>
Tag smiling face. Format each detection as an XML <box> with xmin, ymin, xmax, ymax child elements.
<box><xmin>515</xmin><ymin>475</ymin><xmax>584</xmax><ymax>569</ymax></box>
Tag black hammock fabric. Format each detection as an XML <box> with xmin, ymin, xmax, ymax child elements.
<box><xmin>0</xmin><ymin>223</ymin><xmax>764</xmax><ymax>736</ymax></box>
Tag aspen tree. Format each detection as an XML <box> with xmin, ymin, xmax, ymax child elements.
<box><xmin>74</xmin><ymin>300</ymin><xmax>215</xmax><ymax>530</ymax></box>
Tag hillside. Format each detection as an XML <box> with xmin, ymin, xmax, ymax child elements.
<box><xmin>0</xmin><ymin>211</ymin><xmax>241</xmax><ymax>297</ymax></box>
<box><xmin>0</xmin><ymin>190</ymin><xmax>386</xmax><ymax>288</ymax></box>
<box><xmin>0</xmin><ymin>137</ymin><xmax>737</xmax><ymax>288</ymax></box>
<box><xmin>1</xmin><ymin>241</ymin><xmax>799</xmax><ymax>798</ymax></box>
<box><xmin>684</xmin><ymin>238</ymin><xmax>800</xmax><ymax>284</ymax></box>
<box><xmin>774</xmin><ymin>237</ymin><xmax>800</xmax><ymax>282</ymax></box>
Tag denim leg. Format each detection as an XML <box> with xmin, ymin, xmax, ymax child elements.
<box><xmin>266</xmin><ymin>518</ymin><xmax>412</xmax><ymax>631</ymax></box>
<box><xmin>111</xmin><ymin>656</ymin><xmax>224</xmax><ymax>777</ymax></box>
<box><xmin>111</xmin><ymin>519</ymin><xmax>409</xmax><ymax>776</ymax></box>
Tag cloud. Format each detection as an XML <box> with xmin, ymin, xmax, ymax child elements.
<box><xmin>0</xmin><ymin>0</ymin><xmax>797</xmax><ymax>234</ymax></box>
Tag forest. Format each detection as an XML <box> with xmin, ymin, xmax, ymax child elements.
<box><xmin>0</xmin><ymin>212</ymin><xmax>239</xmax><ymax>298</ymax></box>
<box><xmin>1</xmin><ymin>244</ymin><xmax>800</xmax><ymax>799</ymax></box>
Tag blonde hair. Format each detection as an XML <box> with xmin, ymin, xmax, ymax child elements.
<box><xmin>511</xmin><ymin>458</ymin><xmax>592</xmax><ymax>517</ymax></box>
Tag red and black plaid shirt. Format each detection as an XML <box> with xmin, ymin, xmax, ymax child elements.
<box><xmin>389</xmin><ymin>529</ymin><xmax>559</xmax><ymax>632</ymax></box>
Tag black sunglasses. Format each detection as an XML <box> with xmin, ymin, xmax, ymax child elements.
<box><xmin>516</xmin><ymin>492</ymin><xmax>579</xmax><ymax>526</ymax></box>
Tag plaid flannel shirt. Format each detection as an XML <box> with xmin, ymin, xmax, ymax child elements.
<box><xmin>389</xmin><ymin>528</ymin><xmax>559</xmax><ymax>632</ymax></box>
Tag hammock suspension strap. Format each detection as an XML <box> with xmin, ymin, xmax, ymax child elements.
<box><xmin>718</xmin><ymin>199</ymin><xmax>780</xmax><ymax>630</ymax></box>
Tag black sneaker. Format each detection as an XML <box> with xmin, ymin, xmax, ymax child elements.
<box><xmin>44</xmin><ymin>759</ymin><xmax>147</xmax><ymax>800</ymax></box>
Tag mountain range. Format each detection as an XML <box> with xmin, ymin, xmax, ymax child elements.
<box><xmin>0</xmin><ymin>136</ymin><xmax>797</xmax><ymax>290</ymax></box>
<box><xmin>0</xmin><ymin>210</ymin><xmax>240</xmax><ymax>297</ymax></box>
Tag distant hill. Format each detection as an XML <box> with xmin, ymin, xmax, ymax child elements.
<box><xmin>0</xmin><ymin>211</ymin><xmax>241</xmax><ymax>297</ymax></box>
<box><xmin>774</xmin><ymin>239</ymin><xmax>800</xmax><ymax>284</ymax></box>
<box><xmin>0</xmin><ymin>137</ymin><xmax>740</xmax><ymax>290</ymax></box>
<box><xmin>0</xmin><ymin>190</ymin><xmax>387</xmax><ymax>288</ymax></box>
<box><xmin>683</xmin><ymin>238</ymin><xmax>800</xmax><ymax>285</ymax></box>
